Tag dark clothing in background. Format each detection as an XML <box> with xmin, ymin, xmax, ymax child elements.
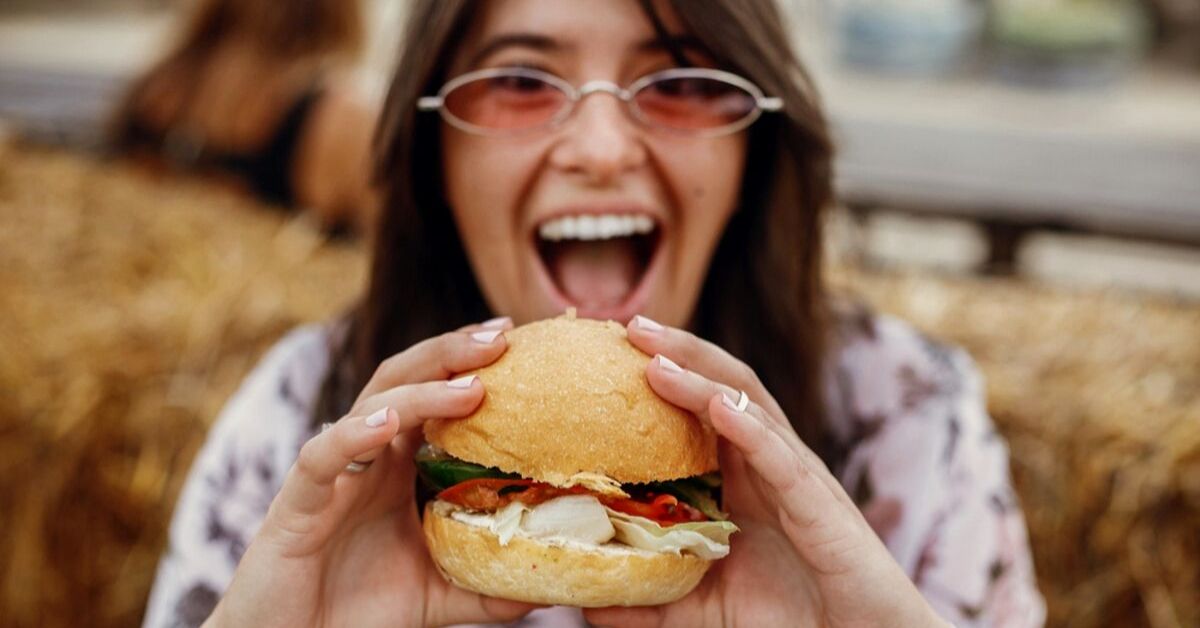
<box><xmin>114</xmin><ymin>84</ymin><xmax>324</xmax><ymax>208</ymax></box>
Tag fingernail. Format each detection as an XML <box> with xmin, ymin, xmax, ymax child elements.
<box><xmin>447</xmin><ymin>374</ymin><xmax>477</xmax><ymax>389</ymax></box>
<box><xmin>365</xmin><ymin>407</ymin><xmax>389</xmax><ymax>427</ymax></box>
<box><xmin>482</xmin><ymin>316</ymin><xmax>510</xmax><ymax>329</ymax></box>
<box><xmin>657</xmin><ymin>354</ymin><xmax>684</xmax><ymax>374</ymax></box>
<box><xmin>722</xmin><ymin>391</ymin><xmax>749</xmax><ymax>413</ymax></box>
<box><xmin>634</xmin><ymin>315</ymin><xmax>663</xmax><ymax>332</ymax></box>
<box><xmin>471</xmin><ymin>329</ymin><xmax>502</xmax><ymax>344</ymax></box>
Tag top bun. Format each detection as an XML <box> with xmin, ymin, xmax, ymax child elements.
<box><xmin>424</xmin><ymin>315</ymin><xmax>718</xmax><ymax>484</ymax></box>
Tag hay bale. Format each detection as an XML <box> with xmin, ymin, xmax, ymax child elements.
<box><xmin>832</xmin><ymin>269</ymin><xmax>1200</xmax><ymax>628</ymax></box>
<box><xmin>0</xmin><ymin>142</ymin><xmax>366</xmax><ymax>628</ymax></box>
<box><xmin>1</xmin><ymin>142</ymin><xmax>1196</xmax><ymax>628</ymax></box>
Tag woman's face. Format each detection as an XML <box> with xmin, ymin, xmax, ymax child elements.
<box><xmin>441</xmin><ymin>0</ymin><xmax>747</xmax><ymax>328</ymax></box>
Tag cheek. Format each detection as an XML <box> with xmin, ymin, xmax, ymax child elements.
<box><xmin>440</xmin><ymin>128</ymin><xmax>546</xmax><ymax>312</ymax></box>
<box><xmin>663</xmin><ymin>136</ymin><xmax>746</xmax><ymax>231</ymax></box>
<box><xmin>442</xmin><ymin>133</ymin><xmax>529</xmax><ymax>249</ymax></box>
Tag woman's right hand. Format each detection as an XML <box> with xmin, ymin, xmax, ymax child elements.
<box><xmin>205</xmin><ymin>318</ymin><xmax>540</xmax><ymax>628</ymax></box>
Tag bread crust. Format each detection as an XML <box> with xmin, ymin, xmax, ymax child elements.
<box><xmin>423</xmin><ymin>502</ymin><xmax>711</xmax><ymax>607</ymax></box>
<box><xmin>424</xmin><ymin>316</ymin><xmax>718</xmax><ymax>484</ymax></box>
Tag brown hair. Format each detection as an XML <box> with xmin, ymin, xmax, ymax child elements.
<box><xmin>109</xmin><ymin>0</ymin><xmax>364</xmax><ymax>147</ymax></box>
<box><xmin>166</xmin><ymin>0</ymin><xmax>364</xmax><ymax>60</ymax></box>
<box><xmin>320</xmin><ymin>0</ymin><xmax>841</xmax><ymax>467</ymax></box>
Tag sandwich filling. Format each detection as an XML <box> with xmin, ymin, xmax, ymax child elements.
<box><xmin>418</xmin><ymin>444</ymin><xmax>738</xmax><ymax>559</ymax></box>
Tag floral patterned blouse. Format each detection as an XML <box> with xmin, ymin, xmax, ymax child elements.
<box><xmin>141</xmin><ymin>313</ymin><xmax>1046</xmax><ymax>627</ymax></box>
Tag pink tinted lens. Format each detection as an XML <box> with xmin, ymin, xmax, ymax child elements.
<box><xmin>634</xmin><ymin>76</ymin><xmax>757</xmax><ymax>130</ymax></box>
<box><xmin>442</xmin><ymin>73</ymin><xmax>568</xmax><ymax>131</ymax></box>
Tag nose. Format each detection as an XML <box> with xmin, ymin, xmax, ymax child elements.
<box><xmin>547</xmin><ymin>87</ymin><xmax>647</xmax><ymax>186</ymax></box>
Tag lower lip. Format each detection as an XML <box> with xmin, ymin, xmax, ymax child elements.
<box><xmin>532</xmin><ymin>234</ymin><xmax>665</xmax><ymax>324</ymax></box>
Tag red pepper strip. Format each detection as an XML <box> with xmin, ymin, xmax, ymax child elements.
<box><xmin>436</xmin><ymin>479</ymin><xmax>534</xmax><ymax>511</ymax></box>
<box><xmin>437</xmin><ymin>481</ymin><xmax>709</xmax><ymax>526</ymax></box>
<box><xmin>436</xmin><ymin>478</ymin><xmax>593</xmax><ymax>511</ymax></box>
<box><xmin>601</xmin><ymin>493</ymin><xmax>707</xmax><ymax>525</ymax></box>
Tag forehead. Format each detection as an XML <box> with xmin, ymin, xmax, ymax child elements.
<box><xmin>451</xmin><ymin>0</ymin><xmax>690</xmax><ymax>70</ymax></box>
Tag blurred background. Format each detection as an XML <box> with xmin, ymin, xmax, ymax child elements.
<box><xmin>0</xmin><ymin>0</ymin><xmax>1197</xmax><ymax>627</ymax></box>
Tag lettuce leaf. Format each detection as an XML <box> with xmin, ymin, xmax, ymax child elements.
<box><xmin>605</xmin><ymin>508</ymin><xmax>738</xmax><ymax>560</ymax></box>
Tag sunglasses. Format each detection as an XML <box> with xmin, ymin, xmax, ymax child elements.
<box><xmin>418</xmin><ymin>66</ymin><xmax>783</xmax><ymax>137</ymax></box>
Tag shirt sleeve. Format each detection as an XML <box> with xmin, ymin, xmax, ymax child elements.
<box><xmin>835</xmin><ymin>315</ymin><xmax>1046</xmax><ymax>628</ymax></box>
<box><xmin>141</xmin><ymin>325</ymin><xmax>330</xmax><ymax>628</ymax></box>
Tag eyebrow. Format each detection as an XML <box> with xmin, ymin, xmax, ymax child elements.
<box><xmin>466</xmin><ymin>32</ymin><xmax>709</xmax><ymax>69</ymax></box>
<box><xmin>467</xmin><ymin>34</ymin><xmax>564</xmax><ymax>68</ymax></box>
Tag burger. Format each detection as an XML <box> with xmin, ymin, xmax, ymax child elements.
<box><xmin>418</xmin><ymin>313</ymin><xmax>738</xmax><ymax>607</ymax></box>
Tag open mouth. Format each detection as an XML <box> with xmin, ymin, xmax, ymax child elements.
<box><xmin>534</xmin><ymin>213</ymin><xmax>662</xmax><ymax>317</ymax></box>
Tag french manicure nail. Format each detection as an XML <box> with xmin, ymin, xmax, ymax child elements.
<box><xmin>657</xmin><ymin>354</ymin><xmax>684</xmax><ymax>374</ymax></box>
<box><xmin>447</xmin><ymin>374</ymin><xmax>477</xmax><ymax>389</ymax></box>
<box><xmin>635</xmin><ymin>315</ymin><xmax>664</xmax><ymax>332</ymax></box>
<box><xmin>365</xmin><ymin>407</ymin><xmax>389</xmax><ymax>427</ymax></box>
<box><xmin>482</xmin><ymin>316</ymin><xmax>510</xmax><ymax>329</ymax></box>
<box><xmin>471</xmin><ymin>329</ymin><xmax>502</xmax><ymax>344</ymax></box>
<box><xmin>722</xmin><ymin>390</ymin><xmax>750</xmax><ymax>413</ymax></box>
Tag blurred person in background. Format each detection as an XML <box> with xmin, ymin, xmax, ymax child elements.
<box><xmin>109</xmin><ymin>0</ymin><xmax>379</xmax><ymax>235</ymax></box>
<box><xmin>142</xmin><ymin>0</ymin><xmax>1046</xmax><ymax>626</ymax></box>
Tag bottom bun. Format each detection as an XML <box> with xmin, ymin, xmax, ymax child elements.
<box><xmin>423</xmin><ymin>502</ymin><xmax>712</xmax><ymax>607</ymax></box>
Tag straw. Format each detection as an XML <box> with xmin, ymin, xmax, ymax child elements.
<box><xmin>1</xmin><ymin>142</ymin><xmax>1196</xmax><ymax>627</ymax></box>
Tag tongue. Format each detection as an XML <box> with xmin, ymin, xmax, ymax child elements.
<box><xmin>549</xmin><ymin>239</ymin><xmax>641</xmax><ymax>309</ymax></box>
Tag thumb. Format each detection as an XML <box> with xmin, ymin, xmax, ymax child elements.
<box><xmin>424</xmin><ymin>579</ymin><xmax>547</xmax><ymax>626</ymax></box>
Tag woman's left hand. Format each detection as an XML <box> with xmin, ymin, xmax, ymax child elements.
<box><xmin>585</xmin><ymin>317</ymin><xmax>950</xmax><ymax>628</ymax></box>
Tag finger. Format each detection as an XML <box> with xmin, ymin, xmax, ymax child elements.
<box><xmin>628</xmin><ymin>315</ymin><xmax>786</xmax><ymax>420</ymax></box>
<box><xmin>583</xmin><ymin>605</ymin><xmax>667</xmax><ymax>628</ymax></box>
<box><xmin>649</xmin><ymin>356</ymin><xmax>857</xmax><ymax>517</ymax></box>
<box><xmin>647</xmin><ymin>354</ymin><xmax>827</xmax><ymax>473</ymax></box>
<box><xmin>279</xmin><ymin>377</ymin><xmax>484</xmax><ymax>518</ymax></box>
<box><xmin>455</xmin><ymin>315</ymin><xmax>513</xmax><ymax>334</ymax></box>
<box><xmin>426</xmin><ymin>579</ymin><xmax>545</xmax><ymax>626</ymax></box>
<box><xmin>646</xmin><ymin>352</ymin><xmax>782</xmax><ymax>436</ymax></box>
<box><xmin>648</xmin><ymin>354</ymin><xmax>846</xmax><ymax>504</ymax></box>
<box><xmin>714</xmin><ymin>434</ymin><xmax>765</xmax><ymax>511</ymax></box>
<box><xmin>272</xmin><ymin>406</ymin><xmax>401</xmax><ymax>529</ymax></box>
<box><xmin>356</xmin><ymin>321</ymin><xmax>510</xmax><ymax>402</ymax></box>
<box><xmin>347</xmin><ymin>375</ymin><xmax>485</xmax><ymax>465</ymax></box>
<box><xmin>707</xmin><ymin>393</ymin><xmax>864</xmax><ymax>551</ymax></box>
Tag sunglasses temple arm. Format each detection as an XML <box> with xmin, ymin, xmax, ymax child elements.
<box><xmin>758</xmin><ymin>97</ymin><xmax>783</xmax><ymax>112</ymax></box>
<box><xmin>417</xmin><ymin>96</ymin><xmax>443</xmax><ymax>111</ymax></box>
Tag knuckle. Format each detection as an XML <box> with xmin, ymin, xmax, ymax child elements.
<box><xmin>295</xmin><ymin>438</ymin><xmax>324</xmax><ymax>478</ymax></box>
<box><xmin>374</xmin><ymin>353</ymin><xmax>405</xmax><ymax>380</ymax></box>
<box><xmin>735</xmin><ymin>360</ymin><xmax>761</xmax><ymax>388</ymax></box>
<box><xmin>678</xmin><ymin>328</ymin><xmax>703</xmax><ymax>352</ymax></box>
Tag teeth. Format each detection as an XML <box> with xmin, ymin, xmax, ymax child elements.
<box><xmin>538</xmin><ymin>213</ymin><xmax>656</xmax><ymax>242</ymax></box>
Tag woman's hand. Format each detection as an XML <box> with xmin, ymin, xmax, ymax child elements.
<box><xmin>585</xmin><ymin>317</ymin><xmax>950</xmax><ymax>628</ymax></box>
<box><xmin>206</xmin><ymin>318</ymin><xmax>542</xmax><ymax>628</ymax></box>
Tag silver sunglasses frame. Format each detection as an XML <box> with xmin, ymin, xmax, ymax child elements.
<box><xmin>417</xmin><ymin>66</ymin><xmax>783</xmax><ymax>138</ymax></box>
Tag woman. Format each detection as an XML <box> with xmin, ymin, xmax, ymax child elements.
<box><xmin>143</xmin><ymin>0</ymin><xmax>1046</xmax><ymax>626</ymax></box>
<box><xmin>110</xmin><ymin>0</ymin><xmax>378</xmax><ymax>233</ymax></box>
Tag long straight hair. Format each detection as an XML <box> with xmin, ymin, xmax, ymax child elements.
<box><xmin>318</xmin><ymin>0</ymin><xmax>841</xmax><ymax>468</ymax></box>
